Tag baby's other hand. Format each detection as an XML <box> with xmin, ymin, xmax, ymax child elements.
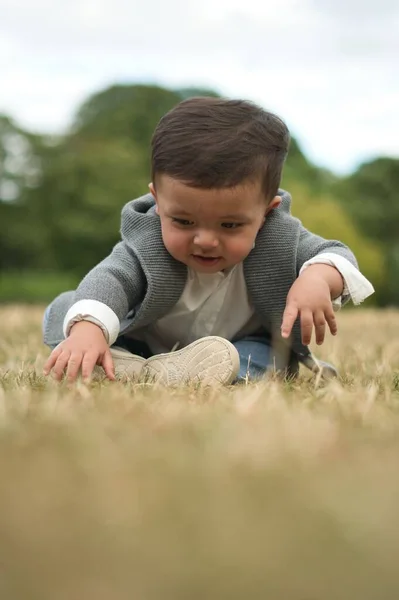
<box><xmin>281</xmin><ymin>265</ymin><xmax>340</xmax><ymax>346</ymax></box>
<box><xmin>43</xmin><ymin>321</ymin><xmax>115</xmax><ymax>382</ymax></box>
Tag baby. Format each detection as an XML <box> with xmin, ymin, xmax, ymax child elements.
<box><xmin>43</xmin><ymin>97</ymin><xmax>374</xmax><ymax>384</ymax></box>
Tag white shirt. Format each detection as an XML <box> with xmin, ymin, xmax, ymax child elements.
<box><xmin>132</xmin><ymin>264</ymin><xmax>263</xmax><ymax>354</ymax></box>
<box><xmin>63</xmin><ymin>253</ymin><xmax>374</xmax><ymax>350</ymax></box>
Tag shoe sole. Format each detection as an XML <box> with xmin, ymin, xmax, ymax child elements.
<box><xmin>142</xmin><ymin>336</ymin><xmax>240</xmax><ymax>386</ymax></box>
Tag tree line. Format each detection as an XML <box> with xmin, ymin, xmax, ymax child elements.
<box><xmin>1</xmin><ymin>84</ymin><xmax>397</xmax><ymax>305</ymax></box>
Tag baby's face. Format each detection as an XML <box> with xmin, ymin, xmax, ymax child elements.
<box><xmin>150</xmin><ymin>176</ymin><xmax>280</xmax><ymax>273</ymax></box>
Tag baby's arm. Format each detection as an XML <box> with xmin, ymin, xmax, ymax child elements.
<box><xmin>282</xmin><ymin>226</ymin><xmax>374</xmax><ymax>344</ymax></box>
<box><xmin>72</xmin><ymin>240</ymin><xmax>145</xmax><ymax>336</ymax></box>
<box><xmin>44</xmin><ymin>240</ymin><xmax>146</xmax><ymax>381</ymax></box>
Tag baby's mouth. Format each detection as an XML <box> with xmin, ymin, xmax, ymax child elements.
<box><xmin>192</xmin><ymin>255</ymin><xmax>221</xmax><ymax>263</ymax></box>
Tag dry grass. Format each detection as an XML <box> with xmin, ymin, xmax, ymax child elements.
<box><xmin>1</xmin><ymin>305</ymin><xmax>399</xmax><ymax>599</ymax></box>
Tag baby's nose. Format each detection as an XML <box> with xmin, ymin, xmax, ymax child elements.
<box><xmin>193</xmin><ymin>230</ymin><xmax>219</xmax><ymax>249</ymax></box>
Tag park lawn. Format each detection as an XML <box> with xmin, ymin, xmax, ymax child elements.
<box><xmin>1</xmin><ymin>306</ymin><xmax>399</xmax><ymax>599</ymax></box>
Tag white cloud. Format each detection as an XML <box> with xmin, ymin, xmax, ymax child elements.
<box><xmin>0</xmin><ymin>0</ymin><xmax>398</xmax><ymax>172</ymax></box>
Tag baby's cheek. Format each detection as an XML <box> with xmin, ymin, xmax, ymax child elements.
<box><xmin>161</xmin><ymin>229</ymin><xmax>177</xmax><ymax>254</ymax></box>
<box><xmin>228</xmin><ymin>238</ymin><xmax>253</xmax><ymax>260</ymax></box>
<box><xmin>164</xmin><ymin>231</ymin><xmax>189</xmax><ymax>256</ymax></box>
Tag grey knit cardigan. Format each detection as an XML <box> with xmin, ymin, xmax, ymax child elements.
<box><xmin>43</xmin><ymin>190</ymin><xmax>357</xmax><ymax>372</ymax></box>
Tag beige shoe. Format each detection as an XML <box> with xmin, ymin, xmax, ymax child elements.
<box><xmin>142</xmin><ymin>336</ymin><xmax>240</xmax><ymax>386</ymax></box>
<box><xmin>93</xmin><ymin>346</ymin><xmax>145</xmax><ymax>380</ymax></box>
<box><xmin>111</xmin><ymin>346</ymin><xmax>145</xmax><ymax>378</ymax></box>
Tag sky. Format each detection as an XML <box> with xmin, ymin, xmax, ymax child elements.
<box><xmin>1</xmin><ymin>0</ymin><xmax>398</xmax><ymax>174</ymax></box>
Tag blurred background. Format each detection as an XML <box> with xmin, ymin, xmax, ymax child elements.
<box><xmin>0</xmin><ymin>0</ymin><xmax>398</xmax><ymax>306</ymax></box>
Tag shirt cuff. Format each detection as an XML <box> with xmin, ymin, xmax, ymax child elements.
<box><xmin>63</xmin><ymin>300</ymin><xmax>120</xmax><ymax>346</ymax></box>
<box><xmin>299</xmin><ymin>252</ymin><xmax>375</xmax><ymax>307</ymax></box>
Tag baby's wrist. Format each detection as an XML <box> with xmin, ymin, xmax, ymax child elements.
<box><xmin>300</xmin><ymin>264</ymin><xmax>344</xmax><ymax>297</ymax></box>
<box><xmin>69</xmin><ymin>320</ymin><xmax>106</xmax><ymax>337</ymax></box>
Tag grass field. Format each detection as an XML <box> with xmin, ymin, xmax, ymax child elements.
<box><xmin>1</xmin><ymin>305</ymin><xmax>399</xmax><ymax>599</ymax></box>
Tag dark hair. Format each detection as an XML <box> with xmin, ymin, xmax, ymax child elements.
<box><xmin>151</xmin><ymin>97</ymin><xmax>290</xmax><ymax>201</ymax></box>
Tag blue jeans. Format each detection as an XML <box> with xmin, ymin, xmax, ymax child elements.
<box><xmin>234</xmin><ymin>337</ymin><xmax>280</xmax><ymax>381</ymax></box>
<box><xmin>43</xmin><ymin>307</ymin><xmax>295</xmax><ymax>382</ymax></box>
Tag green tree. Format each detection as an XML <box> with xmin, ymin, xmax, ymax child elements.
<box><xmin>74</xmin><ymin>84</ymin><xmax>182</xmax><ymax>144</ymax></box>
<box><xmin>285</xmin><ymin>180</ymin><xmax>384</xmax><ymax>300</ymax></box>
<box><xmin>335</xmin><ymin>158</ymin><xmax>399</xmax><ymax>304</ymax></box>
<box><xmin>24</xmin><ymin>136</ymin><xmax>149</xmax><ymax>276</ymax></box>
<box><xmin>0</xmin><ymin>115</ymin><xmax>49</xmax><ymax>271</ymax></box>
<box><xmin>0</xmin><ymin>114</ymin><xmax>42</xmax><ymax>202</ymax></box>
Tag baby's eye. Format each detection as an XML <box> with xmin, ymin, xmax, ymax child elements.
<box><xmin>221</xmin><ymin>222</ymin><xmax>243</xmax><ymax>230</ymax></box>
<box><xmin>172</xmin><ymin>218</ymin><xmax>194</xmax><ymax>226</ymax></box>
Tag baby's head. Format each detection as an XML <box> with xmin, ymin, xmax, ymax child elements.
<box><xmin>149</xmin><ymin>97</ymin><xmax>290</xmax><ymax>272</ymax></box>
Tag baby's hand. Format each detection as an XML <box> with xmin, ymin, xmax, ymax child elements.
<box><xmin>281</xmin><ymin>265</ymin><xmax>341</xmax><ymax>345</ymax></box>
<box><xmin>43</xmin><ymin>321</ymin><xmax>115</xmax><ymax>382</ymax></box>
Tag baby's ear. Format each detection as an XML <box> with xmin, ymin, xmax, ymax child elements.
<box><xmin>148</xmin><ymin>182</ymin><xmax>157</xmax><ymax>198</ymax></box>
<box><xmin>149</xmin><ymin>182</ymin><xmax>159</xmax><ymax>214</ymax></box>
<box><xmin>266</xmin><ymin>195</ymin><xmax>281</xmax><ymax>215</ymax></box>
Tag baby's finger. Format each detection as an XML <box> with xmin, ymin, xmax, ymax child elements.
<box><xmin>43</xmin><ymin>346</ymin><xmax>63</xmax><ymax>375</ymax></box>
<box><xmin>66</xmin><ymin>352</ymin><xmax>84</xmax><ymax>382</ymax></box>
<box><xmin>314</xmin><ymin>311</ymin><xmax>326</xmax><ymax>345</ymax></box>
<box><xmin>300</xmin><ymin>309</ymin><xmax>314</xmax><ymax>345</ymax></box>
<box><xmin>281</xmin><ymin>304</ymin><xmax>299</xmax><ymax>339</ymax></box>
<box><xmin>52</xmin><ymin>350</ymin><xmax>71</xmax><ymax>381</ymax></box>
<box><xmin>326</xmin><ymin>309</ymin><xmax>338</xmax><ymax>336</ymax></box>
<box><xmin>81</xmin><ymin>351</ymin><xmax>99</xmax><ymax>381</ymax></box>
<box><xmin>102</xmin><ymin>350</ymin><xmax>116</xmax><ymax>381</ymax></box>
